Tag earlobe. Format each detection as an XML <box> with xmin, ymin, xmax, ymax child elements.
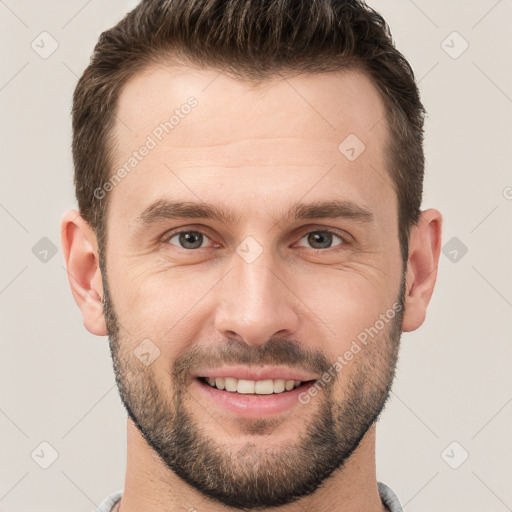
<box><xmin>401</xmin><ymin>209</ymin><xmax>443</xmax><ymax>333</ymax></box>
<box><xmin>60</xmin><ymin>210</ymin><xmax>107</xmax><ymax>336</ymax></box>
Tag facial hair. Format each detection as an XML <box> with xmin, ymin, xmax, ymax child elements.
<box><xmin>100</xmin><ymin>254</ymin><xmax>405</xmax><ymax>509</ymax></box>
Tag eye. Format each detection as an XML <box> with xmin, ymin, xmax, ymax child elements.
<box><xmin>296</xmin><ymin>230</ymin><xmax>345</xmax><ymax>250</ymax></box>
<box><xmin>166</xmin><ymin>230</ymin><xmax>212</xmax><ymax>250</ymax></box>
<box><xmin>163</xmin><ymin>228</ymin><xmax>348</xmax><ymax>252</ymax></box>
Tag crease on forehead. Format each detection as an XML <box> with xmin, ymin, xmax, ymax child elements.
<box><xmin>112</xmin><ymin>62</ymin><xmax>388</xmax><ymax>141</ymax></box>
<box><xmin>107</xmin><ymin>63</ymin><xmax>393</xmax><ymax>219</ymax></box>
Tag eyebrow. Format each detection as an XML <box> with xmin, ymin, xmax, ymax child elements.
<box><xmin>136</xmin><ymin>198</ymin><xmax>375</xmax><ymax>228</ymax></box>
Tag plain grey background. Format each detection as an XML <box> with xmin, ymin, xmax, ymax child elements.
<box><xmin>1</xmin><ymin>1</ymin><xmax>511</xmax><ymax>511</ymax></box>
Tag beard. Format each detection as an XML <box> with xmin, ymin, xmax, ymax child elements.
<box><xmin>100</xmin><ymin>254</ymin><xmax>405</xmax><ymax>509</ymax></box>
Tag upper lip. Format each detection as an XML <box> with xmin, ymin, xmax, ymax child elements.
<box><xmin>193</xmin><ymin>366</ymin><xmax>318</xmax><ymax>382</ymax></box>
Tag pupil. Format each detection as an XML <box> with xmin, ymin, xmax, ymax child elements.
<box><xmin>180</xmin><ymin>231</ymin><xmax>202</xmax><ymax>249</ymax></box>
<box><xmin>308</xmin><ymin>231</ymin><xmax>331</xmax><ymax>249</ymax></box>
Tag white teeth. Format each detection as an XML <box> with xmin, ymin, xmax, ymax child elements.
<box><xmin>254</xmin><ymin>379</ymin><xmax>274</xmax><ymax>395</ymax></box>
<box><xmin>203</xmin><ymin>377</ymin><xmax>305</xmax><ymax>394</ymax></box>
<box><xmin>224</xmin><ymin>377</ymin><xmax>238</xmax><ymax>392</ymax></box>
<box><xmin>273</xmin><ymin>379</ymin><xmax>285</xmax><ymax>393</ymax></box>
<box><xmin>237</xmin><ymin>379</ymin><xmax>255</xmax><ymax>394</ymax></box>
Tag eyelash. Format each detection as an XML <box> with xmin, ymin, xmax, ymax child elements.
<box><xmin>162</xmin><ymin>228</ymin><xmax>350</xmax><ymax>252</ymax></box>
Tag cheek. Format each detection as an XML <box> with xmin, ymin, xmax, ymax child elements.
<box><xmin>295</xmin><ymin>269</ymin><xmax>397</xmax><ymax>350</ymax></box>
<box><xmin>107</xmin><ymin>239</ymin><xmax>400</xmax><ymax>360</ymax></box>
<box><xmin>109</xmin><ymin>263</ymin><xmax>219</xmax><ymax>352</ymax></box>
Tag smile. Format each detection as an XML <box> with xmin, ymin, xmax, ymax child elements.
<box><xmin>193</xmin><ymin>375</ymin><xmax>317</xmax><ymax>418</ymax></box>
<box><xmin>199</xmin><ymin>376</ymin><xmax>309</xmax><ymax>394</ymax></box>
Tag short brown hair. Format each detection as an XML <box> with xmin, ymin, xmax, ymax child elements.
<box><xmin>72</xmin><ymin>0</ymin><xmax>426</xmax><ymax>265</ymax></box>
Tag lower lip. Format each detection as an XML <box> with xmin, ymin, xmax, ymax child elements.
<box><xmin>192</xmin><ymin>378</ymin><xmax>314</xmax><ymax>418</ymax></box>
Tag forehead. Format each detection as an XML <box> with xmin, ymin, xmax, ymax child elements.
<box><xmin>108</xmin><ymin>62</ymin><xmax>394</xmax><ymax>228</ymax></box>
<box><xmin>113</xmin><ymin>62</ymin><xmax>388</xmax><ymax>147</ymax></box>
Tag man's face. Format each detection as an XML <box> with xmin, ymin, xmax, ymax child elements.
<box><xmin>101</xmin><ymin>64</ymin><xmax>405</xmax><ymax>508</ymax></box>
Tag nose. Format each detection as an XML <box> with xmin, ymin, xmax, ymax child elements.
<box><xmin>214</xmin><ymin>249</ymin><xmax>300</xmax><ymax>346</ymax></box>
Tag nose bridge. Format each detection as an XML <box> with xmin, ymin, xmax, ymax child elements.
<box><xmin>214</xmin><ymin>243</ymin><xmax>299</xmax><ymax>345</ymax></box>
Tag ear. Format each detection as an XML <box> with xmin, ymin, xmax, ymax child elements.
<box><xmin>60</xmin><ymin>210</ymin><xmax>107</xmax><ymax>336</ymax></box>
<box><xmin>401</xmin><ymin>208</ymin><xmax>443</xmax><ymax>332</ymax></box>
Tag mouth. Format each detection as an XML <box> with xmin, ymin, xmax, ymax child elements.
<box><xmin>192</xmin><ymin>375</ymin><xmax>317</xmax><ymax>418</ymax></box>
<box><xmin>198</xmin><ymin>376</ymin><xmax>312</xmax><ymax>394</ymax></box>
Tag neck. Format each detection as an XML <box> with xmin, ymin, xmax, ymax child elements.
<box><xmin>117</xmin><ymin>418</ymin><xmax>387</xmax><ymax>512</ymax></box>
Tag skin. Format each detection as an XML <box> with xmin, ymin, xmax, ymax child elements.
<box><xmin>61</xmin><ymin>64</ymin><xmax>442</xmax><ymax>511</ymax></box>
